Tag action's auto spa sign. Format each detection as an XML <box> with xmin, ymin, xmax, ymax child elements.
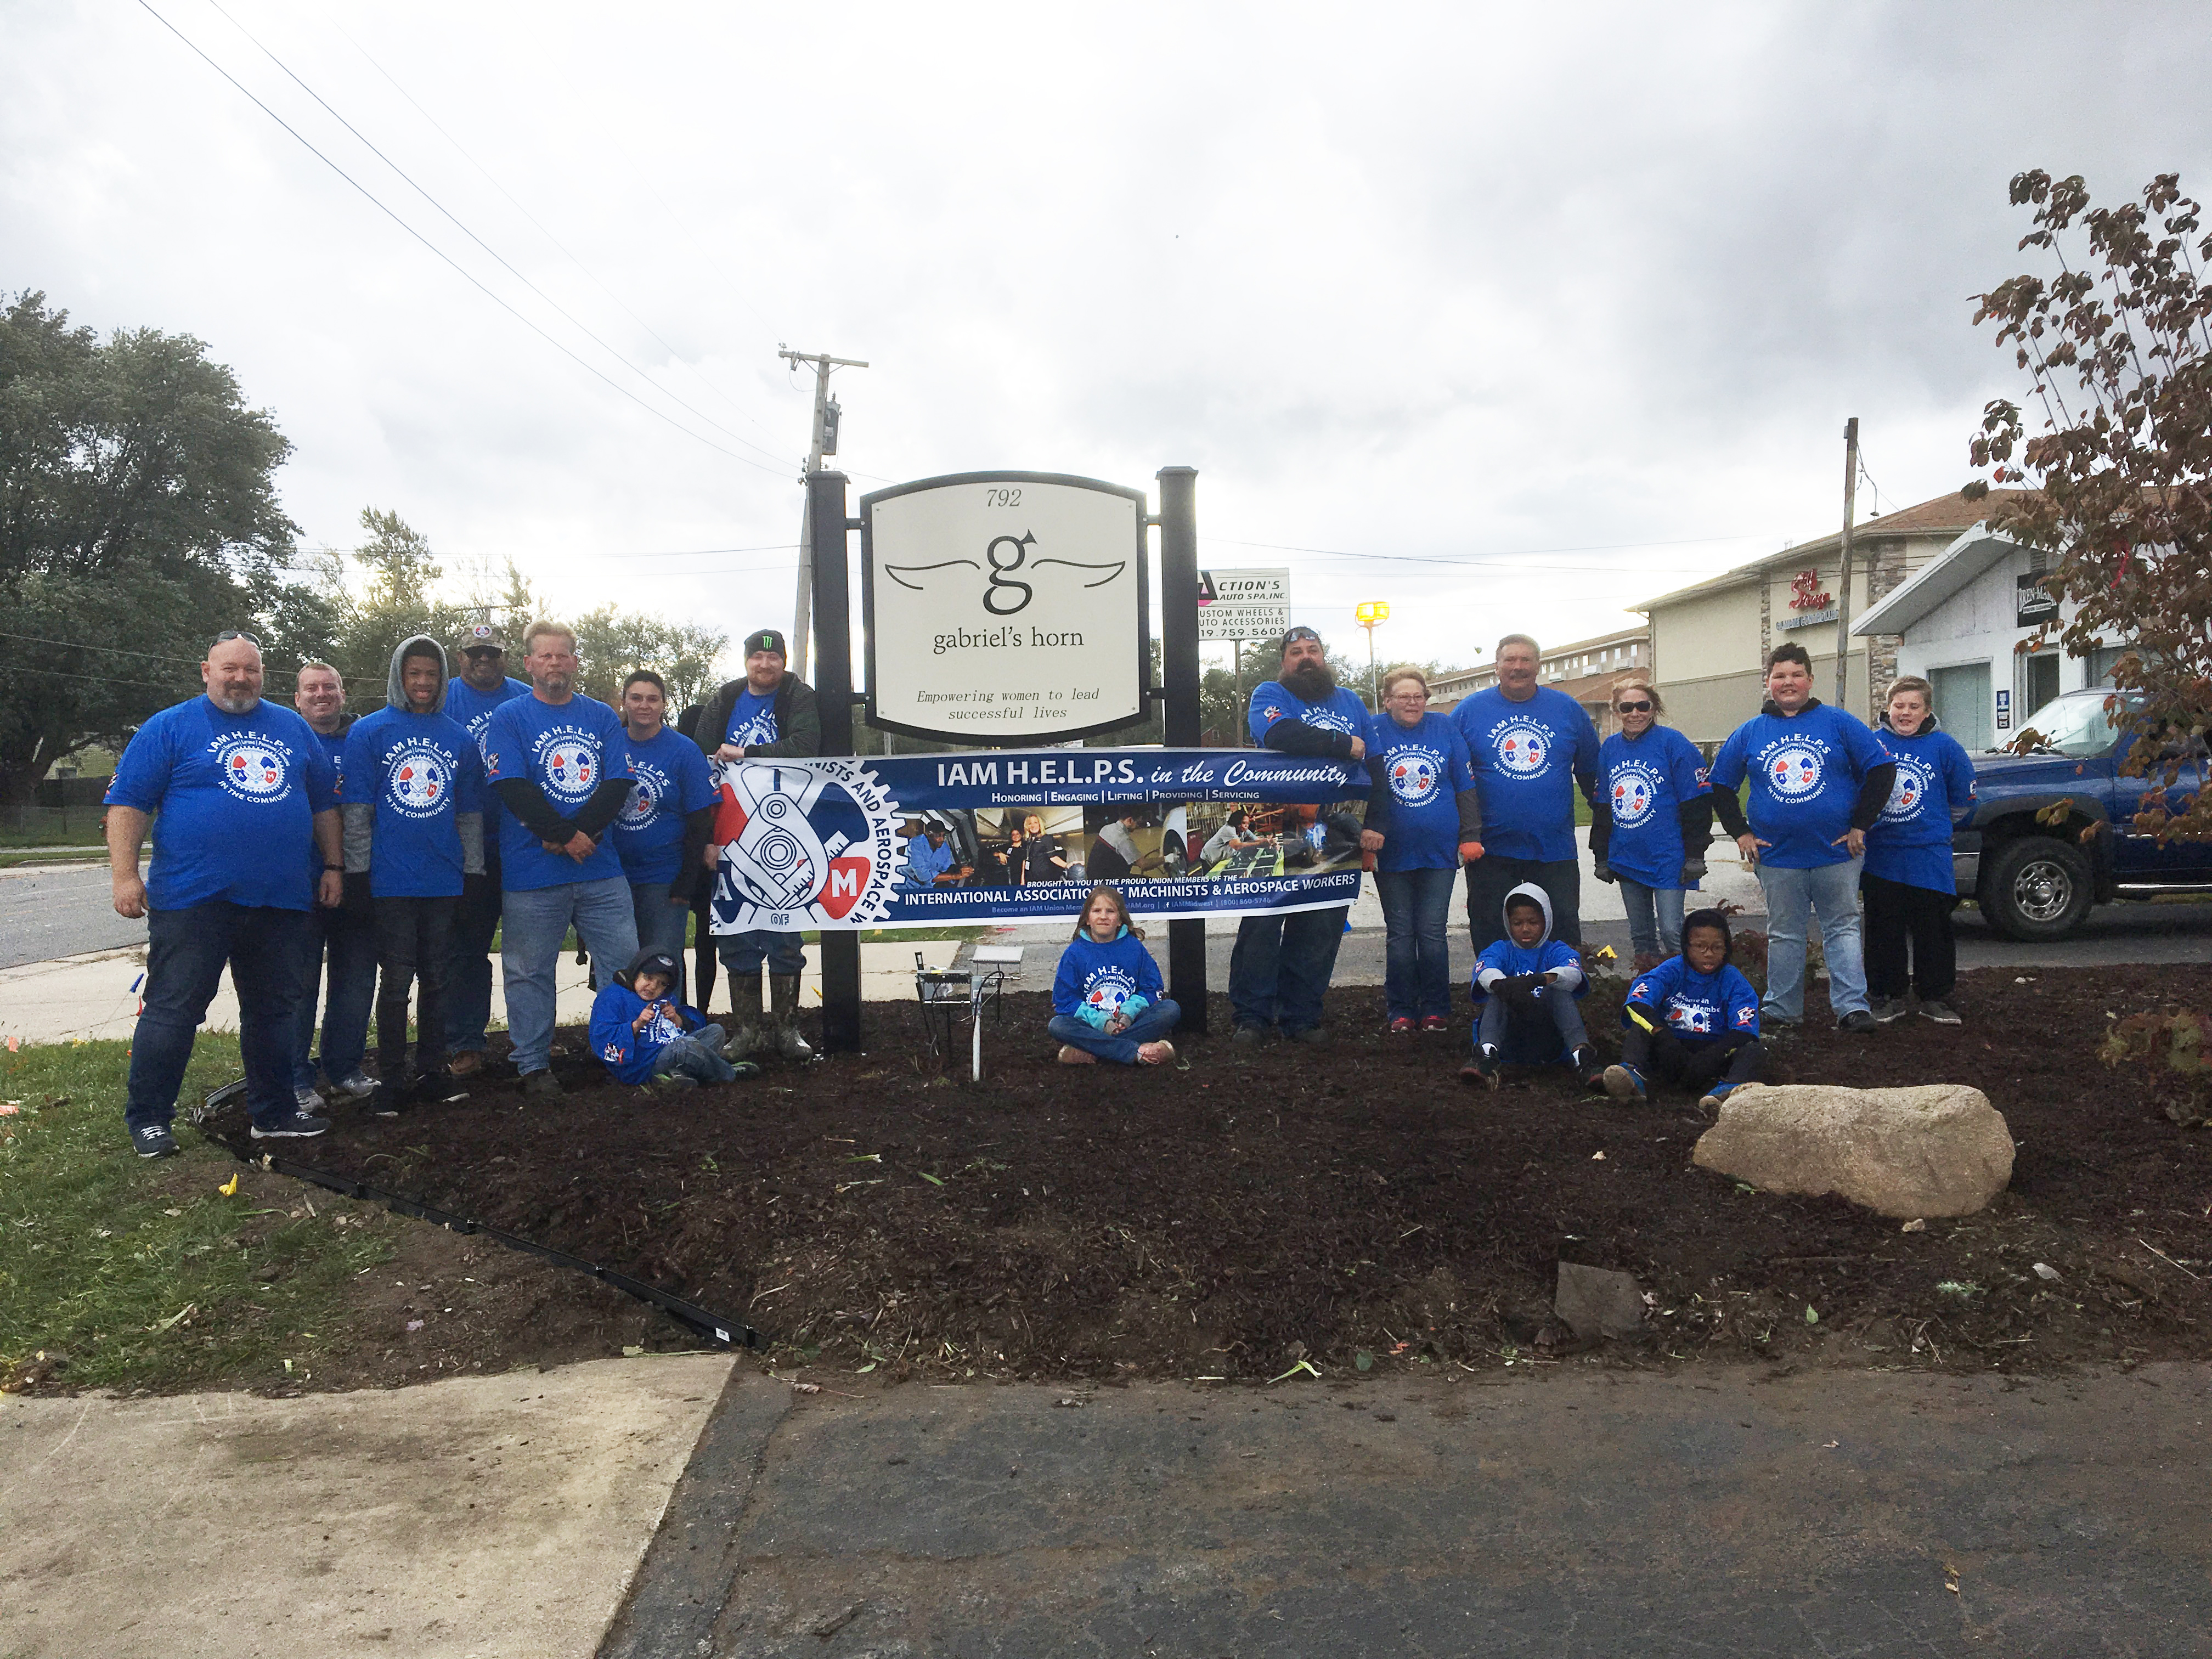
<box><xmin>707</xmin><ymin>747</ymin><xmax>1367</xmax><ymax>933</ymax></box>
<box><xmin>860</xmin><ymin>472</ymin><xmax>1149</xmax><ymax>744</ymax></box>
<box><xmin>1197</xmin><ymin>567</ymin><xmax>1289</xmax><ymax>642</ymax></box>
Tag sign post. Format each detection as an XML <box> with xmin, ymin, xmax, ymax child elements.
<box><xmin>1156</xmin><ymin>467</ymin><xmax>1207</xmax><ymax>1037</ymax></box>
<box><xmin>807</xmin><ymin>469</ymin><xmax>864</xmax><ymax>1052</ymax></box>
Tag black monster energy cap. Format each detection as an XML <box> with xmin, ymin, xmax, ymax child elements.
<box><xmin>744</xmin><ymin>630</ymin><xmax>787</xmax><ymax>659</ymax></box>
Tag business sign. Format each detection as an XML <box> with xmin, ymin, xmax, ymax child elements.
<box><xmin>1198</xmin><ymin>567</ymin><xmax>1290</xmax><ymax>642</ymax></box>
<box><xmin>2015</xmin><ymin>572</ymin><xmax>2061</xmax><ymax>629</ymax></box>
<box><xmin>706</xmin><ymin>747</ymin><xmax>1367</xmax><ymax>933</ymax></box>
<box><xmin>860</xmin><ymin>471</ymin><xmax>1149</xmax><ymax>744</ymax></box>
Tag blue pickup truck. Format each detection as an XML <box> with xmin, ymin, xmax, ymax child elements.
<box><xmin>1959</xmin><ymin>689</ymin><xmax>2211</xmax><ymax>939</ymax></box>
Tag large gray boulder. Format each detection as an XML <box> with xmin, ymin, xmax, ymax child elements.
<box><xmin>1691</xmin><ymin>1082</ymin><xmax>2015</xmax><ymax>1218</ymax></box>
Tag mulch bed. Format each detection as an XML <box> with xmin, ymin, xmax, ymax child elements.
<box><xmin>210</xmin><ymin>964</ymin><xmax>2212</xmax><ymax>1382</ymax></box>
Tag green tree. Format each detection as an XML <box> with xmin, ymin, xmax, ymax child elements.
<box><xmin>571</xmin><ymin>604</ymin><xmax>728</xmax><ymax>710</ymax></box>
<box><xmin>0</xmin><ymin>291</ymin><xmax>295</xmax><ymax>808</ymax></box>
<box><xmin>1965</xmin><ymin>169</ymin><xmax>2212</xmax><ymax>839</ymax></box>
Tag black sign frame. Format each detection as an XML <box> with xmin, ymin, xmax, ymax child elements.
<box><xmin>857</xmin><ymin>470</ymin><xmax>1154</xmax><ymax>747</ymax></box>
<box><xmin>2015</xmin><ymin>571</ymin><xmax>2061</xmax><ymax>629</ymax></box>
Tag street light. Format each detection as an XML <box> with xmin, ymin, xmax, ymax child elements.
<box><xmin>1355</xmin><ymin>600</ymin><xmax>1390</xmax><ymax>709</ymax></box>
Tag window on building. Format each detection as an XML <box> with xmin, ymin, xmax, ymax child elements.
<box><xmin>2024</xmin><ymin>652</ymin><xmax>2061</xmax><ymax>712</ymax></box>
<box><xmin>1930</xmin><ymin>662</ymin><xmax>1994</xmax><ymax>751</ymax></box>
<box><xmin>2087</xmin><ymin>642</ymin><xmax>2138</xmax><ymax>685</ymax></box>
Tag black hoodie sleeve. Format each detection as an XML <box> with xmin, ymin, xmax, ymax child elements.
<box><xmin>572</xmin><ymin>777</ymin><xmax>644</xmax><ymax>839</ymax></box>
<box><xmin>1849</xmin><ymin>763</ymin><xmax>1899</xmax><ymax>834</ymax></box>
<box><xmin>1677</xmin><ymin>791</ymin><xmax>1714</xmax><ymax>851</ymax></box>
<box><xmin>494</xmin><ymin>778</ymin><xmax>574</xmax><ymax>842</ymax></box>
<box><xmin>1261</xmin><ymin>719</ymin><xmax>1357</xmax><ymax>760</ymax></box>
<box><xmin>669</xmin><ymin>805</ymin><xmax>715</xmax><ymax>903</ymax></box>
<box><xmin>1588</xmin><ymin>795</ymin><xmax>1613</xmax><ymax>862</ymax></box>
<box><xmin>1711</xmin><ymin>785</ymin><xmax>1750</xmax><ymax>840</ymax></box>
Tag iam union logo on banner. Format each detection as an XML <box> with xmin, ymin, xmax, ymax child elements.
<box><xmin>708</xmin><ymin>759</ymin><xmax>901</xmax><ymax>933</ymax></box>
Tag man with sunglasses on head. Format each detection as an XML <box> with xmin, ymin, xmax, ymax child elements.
<box><xmin>104</xmin><ymin>631</ymin><xmax>345</xmax><ymax>1156</ymax></box>
<box><xmin>1449</xmin><ymin>633</ymin><xmax>1602</xmax><ymax>954</ymax></box>
<box><xmin>1230</xmin><ymin>626</ymin><xmax>1369</xmax><ymax>1046</ymax></box>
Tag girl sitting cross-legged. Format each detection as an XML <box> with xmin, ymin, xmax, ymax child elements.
<box><xmin>1049</xmin><ymin>884</ymin><xmax>1181</xmax><ymax>1066</ymax></box>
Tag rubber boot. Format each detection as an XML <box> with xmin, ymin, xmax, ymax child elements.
<box><xmin>722</xmin><ymin>972</ymin><xmax>763</xmax><ymax>1062</ymax></box>
<box><xmin>769</xmin><ymin>973</ymin><xmax>815</xmax><ymax>1062</ymax></box>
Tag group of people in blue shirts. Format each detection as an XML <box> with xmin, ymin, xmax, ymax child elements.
<box><xmin>1207</xmin><ymin>625</ymin><xmax>1977</xmax><ymax>1108</ymax></box>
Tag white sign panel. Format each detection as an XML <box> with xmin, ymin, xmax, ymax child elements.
<box><xmin>1198</xmin><ymin>567</ymin><xmax>1290</xmax><ymax>641</ymax></box>
<box><xmin>861</xmin><ymin>472</ymin><xmax>1150</xmax><ymax>744</ymax></box>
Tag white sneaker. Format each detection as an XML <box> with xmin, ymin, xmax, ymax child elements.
<box><xmin>332</xmin><ymin>1071</ymin><xmax>377</xmax><ymax>1101</ymax></box>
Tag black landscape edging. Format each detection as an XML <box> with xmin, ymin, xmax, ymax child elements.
<box><xmin>194</xmin><ymin>1086</ymin><xmax>762</xmax><ymax>1350</ymax></box>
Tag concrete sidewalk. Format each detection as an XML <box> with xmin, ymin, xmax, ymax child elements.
<box><xmin>0</xmin><ymin>1352</ymin><xmax>733</xmax><ymax>1659</ymax></box>
<box><xmin>0</xmin><ymin>941</ymin><xmax>960</xmax><ymax>1048</ymax></box>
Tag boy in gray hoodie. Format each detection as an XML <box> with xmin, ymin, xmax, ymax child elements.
<box><xmin>340</xmin><ymin>636</ymin><xmax>486</xmax><ymax>1113</ymax></box>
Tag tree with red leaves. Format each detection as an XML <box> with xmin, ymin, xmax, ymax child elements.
<box><xmin>1965</xmin><ymin>170</ymin><xmax>2210</xmax><ymax>840</ymax></box>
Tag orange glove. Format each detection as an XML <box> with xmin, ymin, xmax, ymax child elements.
<box><xmin>1459</xmin><ymin>840</ymin><xmax>1486</xmax><ymax>862</ymax></box>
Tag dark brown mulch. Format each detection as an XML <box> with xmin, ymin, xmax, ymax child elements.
<box><xmin>211</xmin><ymin>964</ymin><xmax>2212</xmax><ymax>1383</ymax></box>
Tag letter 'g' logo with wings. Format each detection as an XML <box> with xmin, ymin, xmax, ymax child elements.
<box><xmin>883</xmin><ymin>529</ymin><xmax>1126</xmax><ymax>618</ymax></box>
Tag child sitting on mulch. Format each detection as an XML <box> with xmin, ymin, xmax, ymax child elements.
<box><xmin>1461</xmin><ymin>883</ymin><xmax>1602</xmax><ymax>1091</ymax></box>
<box><xmin>589</xmin><ymin>949</ymin><xmax>760</xmax><ymax>1090</ymax></box>
<box><xmin>1049</xmin><ymin>884</ymin><xmax>1181</xmax><ymax>1066</ymax></box>
<box><xmin>1602</xmin><ymin>907</ymin><xmax>1763</xmax><ymax>1111</ymax></box>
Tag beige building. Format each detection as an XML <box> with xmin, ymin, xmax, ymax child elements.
<box><xmin>1632</xmin><ymin>491</ymin><xmax>2027</xmax><ymax>747</ymax></box>
<box><xmin>1430</xmin><ymin>625</ymin><xmax>1650</xmax><ymax>738</ymax></box>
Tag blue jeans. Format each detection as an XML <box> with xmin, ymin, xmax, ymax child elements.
<box><xmin>1618</xmin><ymin>878</ymin><xmax>1686</xmax><ymax>961</ymax></box>
<box><xmin>1230</xmin><ymin>906</ymin><xmax>1349</xmax><ymax>1033</ymax></box>
<box><xmin>1475</xmin><ymin>984</ymin><xmax>1590</xmax><ymax>1062</ymax></box>
<box><xmin>651</xmin><ymin>1024</ymin><xmax>735</xmax><ymax>1085</ymax></box>
<box><xmin>717</xmin><ymin>929</ymin><xmax>805</xmax><ymax>977</ymax></box>
<box><xmin>1756</xmin><ymin>857</ymin><xmax>1869</xmax><ymax>1022</ymax></box>
<box><xmin>500</xmin><ymin>877</ymin><xmax>641</xmax><ymax>1075</ymax></box>
<box><xmin>447</xmin><ymin>851</ymin><xmax>502</xmax><ymax>1054</ymax></box>
<box><xmin>630</xmin><ymin>881</ymin><xmax>693</xmax><ymax>1003</ymax></box>
<box><xmin>1374</xmin><ymin>866</ymin><xmax>1456</xmax><ymax>1021</ymax></box>
<box><xmin>127</xmin><ymin>902</ymin><xmax>313</xmax><ymax>1132</ymax></box>
<box><xmin>1048</xmin><ymin>998</ymin><xmax>1183</xmax><ymax>1065</ymax></box>
<box><xmin>292</xmin><ymin>906</ymin><xmax>375</xmax><ymax>1089</ymax></box>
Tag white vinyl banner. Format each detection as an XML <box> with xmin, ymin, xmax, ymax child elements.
<box><xmin>862</xmin><ymin>473</ymin><xmax>1148</xmax><ymax>743</ymax></box>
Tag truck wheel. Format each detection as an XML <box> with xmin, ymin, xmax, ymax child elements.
<box><xmin>1982</xmin><ymin>835</ymin><xmax>2094</xmax><ymax>940</ymax></box>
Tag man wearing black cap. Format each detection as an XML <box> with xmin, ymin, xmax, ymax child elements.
<box><xmin>691</xmin><ymin>629</ymin><xmax>822</xmax><ymax>1061</ymax></box>
<box><xmin>442</xmin><ymin>622</ymin><xmax>530</xmax><ymax>1077</ymax></box>
<box><xmin>1229</xmin><ymin>627</ymin><xmax>1370</xmax><ymax>1047</ymax></box>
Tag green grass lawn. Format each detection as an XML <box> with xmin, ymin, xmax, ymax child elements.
<box><xmin>0</xmin><ymin>1036</ymin><xmax>393</xmax><ymax>1393</ymax></box>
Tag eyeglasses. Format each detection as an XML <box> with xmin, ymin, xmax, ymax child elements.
<box><xmin>210</xmin><ymin>630</ymin><xmax>260</xmax><ymax>650</ymax></box>
<box><xmin>1616</xmin><ymin>699</ymin><xmax>1654</xmax><ymax>713</ymax></box>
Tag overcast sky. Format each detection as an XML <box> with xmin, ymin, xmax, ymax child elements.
<box><xmin>7</xmin><ymin>1</ymin><xmax>2209</xmax><ymax>681</ymax></box>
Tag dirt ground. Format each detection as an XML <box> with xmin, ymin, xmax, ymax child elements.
<box><xmin>204</xmin><ymin>963</ymin><xmax>2212</xmax><ymax>1386</ymax></box>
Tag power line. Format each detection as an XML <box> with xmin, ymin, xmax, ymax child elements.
<box><xmin>198</xmin><ymin>0</ymin><xmax>793</xmax><ymax>473</ymax></box>
<box><xmin>136</xmin><ymin>0</ymin><xmax>788</xmax><ymax>477</ymax></box>
<box><xmin>318</xmin><ymin>9</ymin><xmax>787</xmax><ymax>449</ymax></box>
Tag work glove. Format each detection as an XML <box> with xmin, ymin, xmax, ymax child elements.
<box><xmin>1679</xmin><ymin>858</ymin><xmax>1707</xmax><ymax>886</ymax></box>
<box><xmin>1497</xmin><ymin>973</ymin><xmax>1548</xmax><ymax>1018</ymax></box>
<box><xmin>1592</xmin><ymin>860</ymin><xmax>1616</xmax><ymax>884</ymax></box>
<box><xmin>341</xmin><ymin>871</ymin><xmax>372</xmax><ymax>917</ymax></box>
<box><xmin>1648</xmin><ymin>1025</ymin><xmax>1687</xmax><ymax>1064</ymax></box>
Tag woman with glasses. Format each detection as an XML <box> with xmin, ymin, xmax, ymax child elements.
<box><xmin>1588</xmin><ymin>679</ymin><xmax>1713</xmax><ymax>969</ymax></box>
<box><xmin>1358</xmin><ymin>668</ymin><xmax>1483</xmax><ymax>1032</ymax></box>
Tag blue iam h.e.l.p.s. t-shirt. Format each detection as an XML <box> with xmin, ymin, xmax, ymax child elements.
<box><xmin>1598</xmin><ymin>724</ymin><xmax>1712</xmax><ymax>889</ymax></box>
<box><xmin>1364</xmin><ymin>710</ymin><xmax>1475</xmax><ymax>872</ymax></box>
<box><xmin>340</xmin><ymin>706</ymin><xmax>485</xmax><ymax>898</ymax></box>
<box><xmin>480</xmin><ymin>691</ymin><xmax>629</xmax><ymax>889</ymax></box>
<box><xmin>1865</xmin><ymin>724</ymin><xmax>1978</xmax><ymax>893</ymax></box>
<box><xmin>1708</xmin><ymin>702</ymin><xmax>1891</xmax><ymax>868</ymax></box>
<box><xmin>611</xmin><ymin>725</ymin><xmax>717</xmax><ymax>885</ymax></box>
<box><xmin>1448</xmin><ymin>684</ymin><xmax>1600</xmax><ymax>863</ymax></box>
<box><xmin>105</xmin><ymin>695</ymin><xmax>338</xmax><ymax>911</ymax></box>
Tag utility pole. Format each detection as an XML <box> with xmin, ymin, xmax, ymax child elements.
<box><xmin>778</xmin><ymin>347</ymin><xmax>868</xmax><ymax>680</ymax></box>
<box><xmin>1834</xmin><ymin>416</ymin><xmax>1859</xmax><ymax>713</ymax></box>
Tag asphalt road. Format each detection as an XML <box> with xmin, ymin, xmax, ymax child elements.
<box><xmin>0</xmin><ymin>861</ymin><xmax>144</xmax><ymax>969</ymax></box>
<box><xmin>603</xmin><ymin>1363</ymin><xmax>2212</xmax><ymax>1658</ymax></box>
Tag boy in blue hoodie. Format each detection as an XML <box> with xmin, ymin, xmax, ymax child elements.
<box><xmin>1460</xmin><ymin>883</ymin><xmax>1602</xmax><ymax>1090</ymax></box>
<box><xmin>1049</xmin><ymin>884</ymin><xmax>1182</xmax><ymax>1066</ymax></box>
<box><xmin>1602</xmin><ymin>908</ymin><xmax>1763</xmax><ymax>1112</ymax></box>
<box><xmin>589</xmin><ymin>949</ymin><xmax>758</xmax><ymax>1088</ymax></box>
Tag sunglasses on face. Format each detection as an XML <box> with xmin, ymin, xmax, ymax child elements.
<box><xmin>1616</xmin><ymin>700</ymin><xmax>1654</xmax><ymax>713</ymax></box>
